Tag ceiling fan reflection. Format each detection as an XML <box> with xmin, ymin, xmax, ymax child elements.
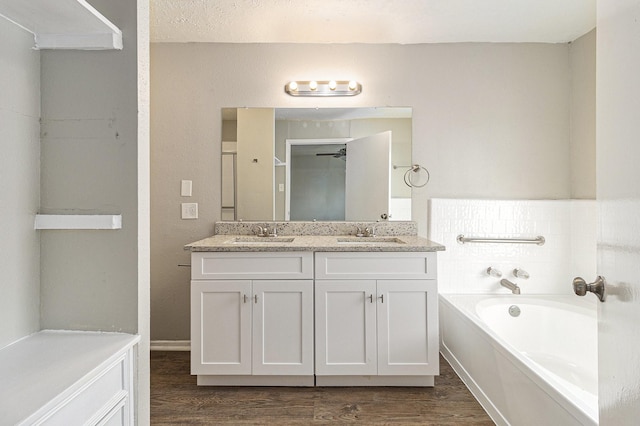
<box><xmin>316</xmin><ymin>147</ymin><xmax>347</xmax><ymax>159</ymax></box>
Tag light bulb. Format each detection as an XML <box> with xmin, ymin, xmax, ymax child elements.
<box><xmin>288</xmin><ymin>81</ymin><xmax>298</xmax><ymax>91</ymax></box>
<box><xmin>328</xmin><ymin>80</ymin><xmax>337</xmax><ymax>90</ymax></box>
<box><xmin>309</xmin><ymin>80</ymin><xmax>318</xmax><ymax>91</ymax></box>
<box><xmin>348</xmin><ymin>80</ymin><xmax>358</xmax><ymax>91</ymax></box>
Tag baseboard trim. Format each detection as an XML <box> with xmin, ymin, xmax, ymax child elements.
<box><xmin>150</xmin><ymin>340</ymin><xmax>191</xmax><ymax>351</ymax></box>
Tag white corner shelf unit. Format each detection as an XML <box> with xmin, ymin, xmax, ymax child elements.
<box><xmin>0</xmin><ymin>0</ymin><xmax>122</xmax><ymax>50</ymax></box>
<box><xmin>35</xmin><ymin>214</ymin><xmax>122</xmax><ymax>230</ymax></box>
<box><xmin>0</xmin><ymin>331</ymin><xmax>139</xmax><ymax>425</ymax></box>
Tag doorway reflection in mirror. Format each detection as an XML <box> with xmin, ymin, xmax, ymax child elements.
<box><xmin>221</xmin><ymin>107</ymin><xmax>412</xmax><ymax>222</ymax></box>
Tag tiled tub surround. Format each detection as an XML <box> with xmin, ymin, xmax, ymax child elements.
<box><xmin>428</xmin><ymin>199</ymin><xmax>596</xmax><ymax>295</ymax></box>
<box><xmin>430</xmin><ymin>199</ymin><xmax>598</xmax><ymax>425</ymax></box>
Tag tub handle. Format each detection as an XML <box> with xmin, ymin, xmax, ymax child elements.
<box><xmin>573</xmin><ymin>276</ymin><xmax>606</xmax><ymax>302</ymax></box>
<box><xmin>486</xmin><ymin>267</ymin><xmax>502</xmax><ymax>278</ymax></box>
<box><xmin>513</xmin><ymin>268</ymin><xmax>530</xmax><ymax>279</ymax></box>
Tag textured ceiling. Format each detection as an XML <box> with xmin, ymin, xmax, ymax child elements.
<box><xmin>150</xmin><ymin>0</ymin><xmax>596</xmax><ymax>44</ymax></box>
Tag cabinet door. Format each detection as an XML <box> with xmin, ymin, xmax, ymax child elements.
<box><xmin>315</xmin><ymin>280</ymin><xmax>377</xmax><ymax>375</ymax></box>
<box><xmin>191</xmin><ymin>280</ymin><xmax>252</xmax><ymax>375</ymax></box>
<box><xmin>376</xmin><ymin>280</ymin><xmax>439</xmax><ymax>375</ymax></box>
<box><xmin>252</xmin><ymin>280</ymin><xmax>314</xmax><ymax>375</ymax></box>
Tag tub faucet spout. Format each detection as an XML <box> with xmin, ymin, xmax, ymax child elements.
<box><xmin>500</xmin><ymin>279</ymin><xmax>521</xmax><ymax>294</ymax></box>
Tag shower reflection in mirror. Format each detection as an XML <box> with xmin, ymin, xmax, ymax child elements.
<box><xmin>221</xmin><ymin>107</ymin><xmax>412</xmax><ymax>222</ymax></box>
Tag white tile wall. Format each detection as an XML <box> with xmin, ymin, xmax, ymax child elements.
<box><xmin>428</xmin><ymin>199</ymin><xmax>596</xmax><ymax>295</ymax></box>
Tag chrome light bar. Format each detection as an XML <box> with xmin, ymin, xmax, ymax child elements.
<box><xmin>285</xmin><ymin>80</ymin><xmax>362</xmax><ymax>97</ymax></box>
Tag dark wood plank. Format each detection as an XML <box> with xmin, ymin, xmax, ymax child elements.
<box><xmin>151</xmin><ymin>351</ymin><xmax>494</xmax><ymax>424</ymax></box>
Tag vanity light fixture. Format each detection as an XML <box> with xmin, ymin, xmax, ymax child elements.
<box><xmin>285</xmin><ymin>80</ymin><xmax>362</xmax><ymax>97</ymax></box>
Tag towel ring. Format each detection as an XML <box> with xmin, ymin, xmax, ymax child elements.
<box><xmin>403</xmin><ymin>164</ymin><xmax>430</xmax><ymax>188</ymax></box>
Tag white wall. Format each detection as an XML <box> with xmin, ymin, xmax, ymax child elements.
<box><xmin>0</xmin><ymin>18</ymin><xmax>41</xmax><ymax>349</ymax></box>
<box><xmin>596</xmin><ymin>1</ymin><xmax>640</xmax><ymax>423</ymax></box>
<box><xmin>150</xmin><ymin>41</ymin><xmax>586</xmax><ymax>340</ymax></box>
<box><xmin>570</xmin><ymin>30</ymin><xmax>597</xmax><ymax>199</ymax></box>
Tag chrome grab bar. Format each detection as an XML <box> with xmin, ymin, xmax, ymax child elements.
<box><xmin>457</xmin><ymin>234</ymin><xmax>545</xmax><ymax>246</ymax></box>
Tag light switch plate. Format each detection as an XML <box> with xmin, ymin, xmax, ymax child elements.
<box><xmin>181</xmin><ymin>203</ymin><xmax>198</xmax><ymax>219</ymax></box>
<box><xmin>181</xmin><ymin>180</ymin><xmax>193</xmax><ymax>197</ymax></box>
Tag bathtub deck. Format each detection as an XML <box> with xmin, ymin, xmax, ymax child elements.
<box><xmin>151</xmin><ymin>351</ymin><xmax>493</xmax><ymax>424</ymax></box>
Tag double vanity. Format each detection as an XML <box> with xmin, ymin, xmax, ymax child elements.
<box><xmin>186</xmin><ymin>221</ymin><xmax>444</xmax><ymax>387</ymax></box>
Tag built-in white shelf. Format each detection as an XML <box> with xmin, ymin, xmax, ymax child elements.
<box><xmin>0</xmin><ymin>0</ymin><xmax>122</xmax><ymax>50</ymax></box>
<box><xmin>0</xmin><ymin>330</ymin><xmax>139</xmax><ymax>425</ymax></box>
<box><xmin>35</xmin><ymin>214</ymin><xmax>122</xmax><ymax>230</ymax></box>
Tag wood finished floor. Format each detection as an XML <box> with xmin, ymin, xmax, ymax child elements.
<box><xmin>151</xmin><ymin>351</ymin><xmax>493</xmax><ymax>425</ymax></box>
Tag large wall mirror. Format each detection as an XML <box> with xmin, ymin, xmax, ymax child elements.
<box><xmin>221</xmin><ymin>107</ymin><xmax>412</xmax><ymax>222</ymax></box>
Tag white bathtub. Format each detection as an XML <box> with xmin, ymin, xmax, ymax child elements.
<box><xmin>439</xmin><ymin>294</ymin><xmax>598</xmax><ymax>426</ymax></box>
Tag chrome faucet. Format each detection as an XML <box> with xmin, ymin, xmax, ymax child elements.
<box><xmin>500</xmin><ymin>279</ymin><xmax>521</xmax><ymax>294</ymax></box>
<box><xmin>255</xmin><ymin>224</ymin><xmax>278</xmax><ymax>237</ymax></box>
<box><xmin>355</xmin><ymin>226</ymin><xmax>365</xmax><ymax>237</ymax></box>
<box><xmin>364</xmin><ymin>226</ymin><xmax>376</xmax><ymax>237</ymax></box>
<box><xmin>254</xmin><ymin>225</ymin><xmax>270</xmax><ymax>237</ymax></box>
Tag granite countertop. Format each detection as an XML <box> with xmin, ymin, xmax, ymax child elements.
<box><xmin>185</xmin><ymin>221</ymin><xmax>445</xmax><ymax>252</ymax></box>
<box><xmin>185</xmin><ymin>234</ymin><xmax>445</xmax><ymax>253</ymax></box>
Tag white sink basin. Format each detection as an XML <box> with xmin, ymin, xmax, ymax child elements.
<box><xmin>336</xmin><ymin>237</ymin><xmax>406</xmax><ymax>245</ymax></box>
<box><xmin>228</xmin><ymin>236</ymin><xmax>295</xmax><ymax>244</ymax></box>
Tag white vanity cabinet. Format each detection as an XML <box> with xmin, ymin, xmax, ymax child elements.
<box><xmin>190</xmin><ymin>252</ymin><xmax>315</xmax><ymax>386</ymax></box>
<box><xmin>190</xmin><ymin>248</ymin><xmax>440</xmax><ymax>387</ymax></box>
<box><xmin>314</xmin><ymin>252</ymin><xmax>439</xmax><ymax>386</ymax></box>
